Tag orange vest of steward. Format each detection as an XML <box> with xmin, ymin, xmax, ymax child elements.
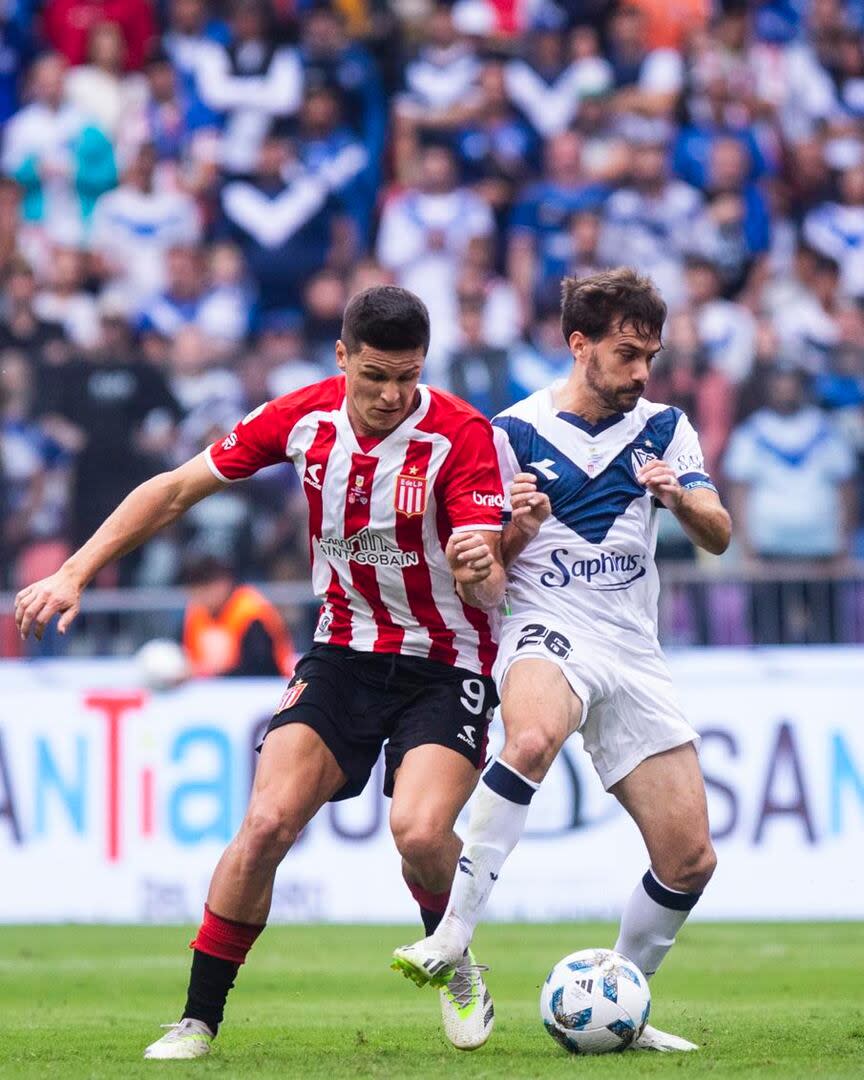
<box><xmin>183</xmin><ymin>585</ymin><xmax>294</xmax><ymax>677</ymax></box>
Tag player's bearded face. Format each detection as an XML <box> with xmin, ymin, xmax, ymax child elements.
<box><xmin>339</xmin><ymin>343</ymin><xmax>426</xmax><ymax>436</ymax></box>
<box><xmin>584</xmin><ymin>334</ymin><xmax>657</xmax><ymax>414</ymax></box>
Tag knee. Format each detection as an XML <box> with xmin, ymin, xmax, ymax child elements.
<box><xmin>237</xmin><ymin>807</ymin><xmax>301</xmax><ymax>866</ymax></box>
<box><xmin>661</xmin><ymin>841</ymin><xmax>717</xmax><ymax>895</ymax></box>
<box><xmin>504</xmin><ymin>726</ymin><xmax>560</xmax><ymax>782</ymax></box>
<box><xmin>391</xmin><ymin>813</ymin><xmax>450</xmax><ymax>869</ymax></box>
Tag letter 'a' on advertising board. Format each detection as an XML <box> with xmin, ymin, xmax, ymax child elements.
<box><xmin>1</xmin><ymin>650</ymin><xmax>863</xmax><ymax>922</ymax></box>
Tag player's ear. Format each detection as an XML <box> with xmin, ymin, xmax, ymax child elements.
<box><xmin>335</xmin><ymin>340</ymin><xmax>348</xmax><ymax>373</ymax></box>
<box><xmin>568</xmin><ymin>330</ymin><xmax>588</xmax><ymax>361</ymax></box>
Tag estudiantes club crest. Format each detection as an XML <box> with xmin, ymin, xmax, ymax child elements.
<box><xmin>395</xmin><ymin>471</ymin><xmax>428</xmax><ymax>516</ymax></box>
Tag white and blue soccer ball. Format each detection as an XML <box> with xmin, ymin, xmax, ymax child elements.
<box><xmin>540</xmin><ymin>948</ymin><xmax>650</xmax><ymax>1054</ymax></box>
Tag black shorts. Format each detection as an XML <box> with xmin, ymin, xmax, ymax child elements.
<box><xmin>263</xmin><ymin>644</ymin><xmax>497</xmax><ymax>801</ymax></box>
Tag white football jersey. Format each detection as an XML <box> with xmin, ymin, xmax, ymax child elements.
<box><xmin>493</xmin><ymin>385</ymin><xmax>715</xmax><ymax>644</ymax></box>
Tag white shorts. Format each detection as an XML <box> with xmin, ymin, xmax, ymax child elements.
<box><xmin>493</xmin><ymin>613</ymin><xmax>699</xmax><ymax>790</ymax></box>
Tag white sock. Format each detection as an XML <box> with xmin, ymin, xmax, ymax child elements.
<box><xmin>614</xmin><ymin>868</ymin><xmax>702</xmax><ymax>978</ymax></box>
<box><xmin>433</xmin><ymin>759</ymin><xmax>539</xmax><ymax>956</ymax></box>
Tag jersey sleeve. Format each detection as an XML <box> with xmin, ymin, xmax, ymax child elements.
<box><xmin>437</xmin><ymin>415</ymin><xmax>504</xmax><ymax>532</ymax></box>
<box><xmin>492</xmin><ymin>422</ymin><xmax>519</xmax><ymax>522</ymax></box>
<box><xmin>205</xmin><ymin>400</ymin><xmax>289</xmax><ymax>482</ymax></box>
<box><xmin>663</xmin><ymin>412</ymin><xmax>718</xmax><ymax>492</ymax></box>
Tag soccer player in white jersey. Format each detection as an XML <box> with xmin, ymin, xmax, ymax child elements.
<box><xmin>14</xmin><ymin>286</ymin><xmax>507</xmax><ymax>1058</ymax></box>
<box><xmin>393</xmin><ymin>268</ymin><xmax>732</xmax><ymax>1052</ymax></box>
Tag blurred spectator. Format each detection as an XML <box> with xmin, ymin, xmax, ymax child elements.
<box><xmin>89</xmin><ymin>141</ymin><xmax>201</xmax><ymax>305</ymax></box>
<box><xmin>181</xmin><ymin>555</ymin><xmax>295</xmax><ymax>677</ymax></box>
<box><xmin>33</xmin><ymin>245</ymin><xmax>100</xmax><ymax>349</ymax></box>
<box><xmin>803</xmin><ymin>163</ymin><xmax>864</xmax><ymax>296</ymax></box>
<box><xmin>0</xmin><ymin>348</ymin><xmax>70</xmax><ymax>580</ymax></box>
<box><xmin>599</xmin><ymin>136</ymin><xmax>702</xmax><ymax>306</ymax></box>
<box><xmin>454</xmin><ymin>60</ymin><xmax>540</xmax><ymax>219</ymax></box>
<box><xmin>303</xmin><ymin>269</ymin><xmax>346</xmax><ymax>369</ymax></box>
<box><xmin>725</xmin><ymin>368</ymin><xmax>857</xmax><ymax>561</ymax></box>
<box><xmin>682</xmin><ymin>257</ymin><xmax>757</xmax><ymax>384</ymax></box>
<box><xmin>42</xmin><ymin>0</ymin><xmax>156</xmax><ymax>71</ymax></box>
<box><xmin>137</xmin><ymin>243</ymin><xmax>248</xmax><ymax>350</ymax></box>
<box><xmin>686</xmin><ymin>136</ymin><xmax>771</xmax><ymax>294</ymax></box>
<box><xmin>64</xmin><ymin>20</ymin><xmax>148</xmax><ymax>143</ymax></box>
<box><xmin>195</xmin><ymin>0</ymin><xmax>303</xmax><ymax>175</ymax></box>
<box><xmin>446</xmin><ymin>291</ymin><xmax>511</xmax><ymax>417</ymax></box>
<box><xmin>0</xmin><ymin>256</ymin><xmax>71</xmax><ymax>378</ymax></box>
<box><xmin>503</xmin><ymin>26</ymin><xmax>613</xmax><ymax>139</ymax></box>
<box><xmin>508</xmin><ymin>131</ymin><xmax>607</xmax><ymax>316</ymax></box>
<box><xmin>167</xmin><ymin>324</ymin><xmax>241</xmax><ymax>412</ymax></box>
<box><xmin>40</xmin><ymin>299</ymin><xmax>183</xmax><ymax>551</ymax></box>
<box><xmin>298</xmin><ymin>4</ymin><xmax>386</xmax><ymax>173</ymax></box>
<box><xmin>259</xmin><ymin>310</ymin><xmax>325</xmax><ymax>396</ymax></box>
<box><xmin>1</xmin><ymin>52</ymin><xmax>117</xmax><ymax>246</ymax></box>
<box><xmin>296</xmin><ymin>85</ymin><xmax>373</xmax><ymax>240</ymax></box>
<box><xmin>507</xmin><ymin>295</ymin><xmax>575</xmax><ymax>401</ymax></box>
<box><xmin>0</xmin><ymin>2</ymin><xmax>35</xmax><ymax>124</ymax></box>
<box><xmin>218</xmin><ymin>134</ymin><xmax>354</xmax><ymax>314</ymax></box>
<box><xmin>648</xmin><ymin>309</ymin><xmax>733</xmax><ymax>481</ymax></box>
<box><xmin>606</xmin><ymin>3</ymin><xmax>684</xmax><ymax>116</ymax></box>
<box><xmin>376</xmin><ymin>143</ymin><xmax>493</xmax><ymax>369</ymax></box>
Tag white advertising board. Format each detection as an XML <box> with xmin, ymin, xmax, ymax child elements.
<box><xmin>1</xmin><ymin>649</ymin><xmax>862</xmax><ymax>922</ymax></box>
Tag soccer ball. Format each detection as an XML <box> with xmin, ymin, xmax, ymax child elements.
<box><xmin>540</xmin><ymin>948</ymin><xmax>650</xmax><ymax>1054</ymax></box>
<box><xmin>135</xmin><ymin>639</ymin><xmax>189</xmax><ymax>691</ymax></box>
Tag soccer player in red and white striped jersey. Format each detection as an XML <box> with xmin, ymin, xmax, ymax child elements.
<box><xmin>15</xmin><ymin>286</ymin><xmax>511</xmax><ymax>1057</ymax></box>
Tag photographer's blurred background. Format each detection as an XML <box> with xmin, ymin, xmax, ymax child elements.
<box><xmin>2</xmin><ymin>0</ymin><xmax>864</xmax><ymax>655</ymax></box>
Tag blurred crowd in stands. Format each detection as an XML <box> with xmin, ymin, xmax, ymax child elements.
<box><xmin>1</xmin><ymin>0</ymin><xmax>864</xmax><ymax>630</ymax></box>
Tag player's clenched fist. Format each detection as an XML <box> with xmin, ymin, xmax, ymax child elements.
<box><xmin>15</xmin><ymin>567</ymin><xmax>82</xmax><ymax>641</ymax></box>
<box><xmin>510</xmin><ymin>472</ymin><xmax>551</xmax><ymax>540</ymax></box>
<box><xmin>446</xmin><ymin>532</ymin><xmax>494</xmax><ymax>584</ymax></box>
<box><xmin>636</xmin><ymin>459</ymin><xmax>684</xmax><ymax>510</ymax></box>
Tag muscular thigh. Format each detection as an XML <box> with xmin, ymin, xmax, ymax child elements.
<box><xmin>501</xmin><ymin>657</ymin><xmax>583</xmax><ymax>746</ymax></box>
<box><xmin>248</xmin><ymin>722</ymin><xmax>347</xmax><ymax>824</ymax></box>
<box><xmin>610</xmin><ymin>743</ymin><xmax>710</xmax><ymax>872</ymax></box>
<box><xmin>389</xmin><ymin>743</ymin><xmax>480</xmax><ymax>839</ymax></box>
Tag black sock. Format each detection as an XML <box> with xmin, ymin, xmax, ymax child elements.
<box><xmin>183</xmin><ymin>950</ymin><xmax>240</xmax><ymax>1035</ymax></box>
<box><xmin>420</xmin><ymin>906</ymin><xmax>445</xmax><ymax>935</ymax></box>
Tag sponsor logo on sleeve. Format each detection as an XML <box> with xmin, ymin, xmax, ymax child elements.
<box><xmin>472</xmin><ymin>491</ymin><xmax>505</xmax><ymax>508</ymax></box>
<box><xmin>221</xmin><ymin>433</ymin><xmax>238</xmax><ymax>451</ymax></box>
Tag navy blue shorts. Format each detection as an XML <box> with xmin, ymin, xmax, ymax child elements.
<box><xmin>263</xmin><ymin>644</ymin><xmax>497</xmax><ymax>801</ymax></box>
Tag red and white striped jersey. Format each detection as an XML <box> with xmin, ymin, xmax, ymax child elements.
<box><xmin>206</xmin><ymin>376</ymin><xmax>503</xmax><ymax>675</ymax></box>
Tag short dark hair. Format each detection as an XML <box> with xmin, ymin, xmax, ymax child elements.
<box><xmin>560</xmin><ymin>268</ymin><xmax>667</xmax><ymax>345</ymax></box>
<box><xmin>341</xmin><ymin>285</ymin><xmax>430</xmax><ymax>356</ymax></box>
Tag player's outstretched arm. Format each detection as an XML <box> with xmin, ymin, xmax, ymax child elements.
<box><xmin>637</xmin><ymin>460</ymin><xmax>731</xmax><ymax>555</ymax></box>
<box><xmin>502</xmin><ymin>472</ymin><xmax>551</xmax><ymax>568</ymax></box>
<box><xmin>15</xmin><ymin>454</ymin><xmax>224</xmax><ymax>640</ymax></box>
<box><xmin>446</xmin><ymin>531</ymin><xmax>506</xmax><ymax>611</ymax></box>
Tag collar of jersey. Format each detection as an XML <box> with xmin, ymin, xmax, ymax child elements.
<box><xmin>556</xmin><ymin>409</ymin><xmax>626</xmax><ymax>437</ymax></box>
<box><xmin>335</xmin><ymin>383</ymin><xmax>431</xmax><ymax>453</ymax></box>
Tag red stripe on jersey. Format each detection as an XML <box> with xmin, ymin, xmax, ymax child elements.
<box><xmin>343</xmin><ymin>453</ymin><xmax>406</xmax><ymax>653</ymax></box>
<box><xmin>303</xmin><ymin>421</ymin><xmax>351</xmax><ymax>647</ymax></box>
<box><xmin>325</xmin><ymin>567</ymin><xmax>353</xmax><ymax>647</ymax></box>
<box><xmin>396</xmin><ymin>440</ymin><xmax>457</xmax><ymax>665</ymax></box>
<box><xmin>434</xmin><ymin>497</ymin><xmax>496</xmax><ymax>676</ymax></box>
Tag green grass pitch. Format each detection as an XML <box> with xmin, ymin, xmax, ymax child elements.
<box><xmin>0</xmin><ymin>923</ymin><xmax>862</xmax><ymax>1078</ymax></box>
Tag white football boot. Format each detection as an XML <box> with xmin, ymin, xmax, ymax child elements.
<box><xmin>143</xmin><ymin>1018</ymin><xmax>215</xmax><ymax>1059</ymax></box>
<box><xmin>438</xmin><ymin>949</ymin><xmax>495</xmax><ymax>1051</ymax></box>
<box><xmin>391</xmin><ymin>937</ymin><xmax>461</xmax><ymax>988</ymax></box>
<box><xmin>633</xmin><ymin>1023</ymin><xmax>698</xmax><ymax>1052</ymax></box>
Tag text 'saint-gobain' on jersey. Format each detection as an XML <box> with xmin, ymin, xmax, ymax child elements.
<box><xmin>493</xmin><ymin>384</ymin><xmax>716</xmax><ymax>645</ymax></box>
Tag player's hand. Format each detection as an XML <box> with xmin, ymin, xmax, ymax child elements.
<box><xmin>510</xmin><ymin>472</ymin><xmax>551</xmax><ymax>539</ymax></box>
<box><xmin>637</xmin><ymin>459</ymin><xmax>684</xmax><ymax>511</ymax></box>
<box><xmin>446</xmin><ymin>532</ymin><xmax>494</xmax><ymax>584</ymax></box>
<box><xmin>14</xmin><ymin>567</ymin><xmax>83</xmax><ymax>641</ymax></box>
